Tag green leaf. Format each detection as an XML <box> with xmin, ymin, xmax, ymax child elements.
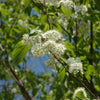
<box><xmin>23</xmin><ymin>0</ymin><xmax>30</xmax><ymax>8</ymax></box>
<box><xmin>85</xmin><ymin>65</ymin><xmax>96</xmax><ymax>80</ymax></box>
<box><xmin>40</xmin><ymin>15</ymin><xmax>47</xmax><ymax>24</ymax></box>
<box><xmin>61</xmin><ymin>6</ymin><xmax>72</xmax><ymax>19</ymax></box>
<box><xmin>59</xmin><ymin>67</ymin><xmax>65</xmax><ymax>82</ymax></box>
<box><xmin>67</xmin><ymin>21</ymin><xmax>74</xmax><ymax>29</ymax></box>
<box><xmin>30</xmin><ymin>26</ymin><xmax>39</xmax><ymax>34</ymax></box>
<box><xmin>65</xmin><ymin>41</ymin><xmax>75</xmax><ymax>56</ymax></box>
<box><xmin>75</xmin><ymin>91</ymin><xmax>86</xmax><ymax>99</ymax></box>
<box><xmin>12</xmin><ymin>41</ymin><xmax>30</xmax><ymax>65</ymax></box>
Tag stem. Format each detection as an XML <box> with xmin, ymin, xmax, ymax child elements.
<box><xmin>89</xmin><ymin>21</ymin><xmax>93</xmax><ymax>65</ymax></box>
<box><xmin>49</xmin><ymin>51</ymin><xmax>98</xmax><ymax>99</ymax></box>
<box><xmin>74</xmin><ymin>20</ymin><xmax>78</xmax><ymax>55</ymax></box>
<box><xmin>31</xmin><ymin>0</ymin><xmax>46</xmax><ymax>14</ymax></box>
<box><xmin>60</xmin><ymin>25</ymin><xmax>71</xmax><ymax>42</ymax></box>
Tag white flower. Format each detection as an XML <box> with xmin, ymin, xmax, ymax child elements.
<box><xmin>78</xmin><ymin>5</ymin><xmax>88</xmax><ymax>15</ymax></box>
<box><xmin>36</xmin><ymin>0</ymin><xmax>47</xmax><ymax>4</ymax></box>
<box><xmin>22</xmin><ymin>29</ymin><xmax>66</xmax><ymax>68</ymax></box>
<box><xmin>73</xmin><ymin>87</ymin><xmax>87</xmax><ymax>99</ymax></box>
<box><xmin>46</xmin><ymin>0</ymin><xmax>60</xmax><ymax>7</ymax></box>
<box><xmin>46</xmin><ymin>54</ymin><xmax>61</xmax><ymax>68</ymax></box>
<box><xmin>18</xmin><ymin>19</ymin><xmax>28</xmax><ymax>27</ymax></box>
<box><xmin>70</xmin><ymin>12</ymin><xmax>78</xmax><ymax>19</ymax></box>
<box><xmin>59</xmin><ymin>0</ymin><xmax>74</xmax><ymax>10</ymax></box>
<box><xmin>42</xmin><ymin>30</ymin><xmax>62</xmax><ymax>41</ymax></box>
<box><xmin>22</xmin><ymin>34</ymin><xmax>29</xmax><ymax>45</ymax></box>
<box><xmin>18</xmin><ymin>19</ymin><xmax>24</xmax><ymax>27</ymax></box>
<box><xmin>31</xmin><ymin>43</ymin><xmax>46</xmax><ymax>57</ymax></box>
<box><xmin>11</xmin><ymin>88</ymin><xmax>17</xmax><ymax>93</ymax></box>
<box><xmin>43</xmin><ymin>40</ymin><xmax>66</xmax><ymax>57</ymax></box>
<box><xmin>67</xmin><ymin>57</ymin><xmax>83</xmax><ymax>74</ymax></box>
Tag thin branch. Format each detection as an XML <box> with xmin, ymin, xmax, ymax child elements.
<box><xmin>2</xmin><ymin>62</ymin><xmax>32</xmax><ymax>100</ymax></box>
<box><xmin>74</xmin><ymin>19</ymin><xmax>78</xmax><ymax>55</ymax></box>
<box><xmin>31</xmin><ymin>0</ymin><xmax>46</xmax><ymax>14</ymax></box>
<box><xmin>89</xmin><ymin>21</ymin><xmax>93</xmax><ymax>65</ymax></box>
<box><xmin>49</xmin><ymin>51</ymin><xmax>98</xmax><ymax>99</ymax></box>
<box><xmin>1</xmin><ymin>45</ymin><xmax>32</xmax><ymax>100</ymax></box>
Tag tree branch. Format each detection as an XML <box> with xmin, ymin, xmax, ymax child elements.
<box><xmin>0</xmin><ymin>45</ymin><xmax>32</xmax><ymax>100</ymax></box>
<box><xmin>2</xmin><ymin>62</ymin><xmax>32</xmax><ymax>100</ymax></box>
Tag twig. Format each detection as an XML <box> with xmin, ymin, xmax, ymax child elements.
<box><xmin>89</xmin><ymin>21</ymin><xmax>93</xmax><ymax>65</ymax></box>
<box><xmin>74</xmin><ymin>19</ymin><xmax>78</xmax><ymax>55</ymax></box>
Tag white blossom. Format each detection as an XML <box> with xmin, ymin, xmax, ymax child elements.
<box><xmin>42</xmin><ymin>30</ymin><xmax>62</xmax><ymax>41</ymax></box>
<box><xmin>11</xmin><ymin>88</ymin><xmax>17</xmax><ymax>93</ymax></box>
<box><xmin>78</xmin><ymin>5</ymin><xmax>88</xmax><ymax>15</ymax></box>
<box><xmin>22</xmin><ymin>29</ymin><xmax>66</xmax><ymax>68</ymax></box>
<box><xmin>73</xmin><ymin>87</ymin><xmax>87</xmax><ymax>99</ymax></box>
<box><xmin>43</xmin><ymin>40</ymin><xmax>66</xmax><ymax>57</ymax></box>
<box><xmin>67</xmin><ymin>57</ymin><xmax>83</xmax><ymax>74</ymax></box>
<box><xmin>18</xmin><ymin>19</ymin><xmax>28</xmax><ymax>27</ymax></box>
<box><xmin>70</xmin><ymin>12</ymin><xmax>78</xmax><ymax>19</ymax></box>
<box><xmin>22</xmin><ymin>34</ymin><xmax>29</xmax><ymax>45</ymax></box>
<box><xmin>36</xmin><ymin>0</ymin><xmax>48</xmax><ymax>4</ymax></box>
<box><xmin>31</xmin><ymin>43</ymin><xmax>46</xmax><ymax>57</ymax></box>
<box><xmin>59</xmin><ymin>0</ymin><xmax>74</xmax><ymax>10</ymax></box>
<box><xmin>46</xmin><ymin>54</ymin><xmax>61</xmax><ymax>68</ymax></box>
<box><xmin>45</xmin><ymin>0</ymin><xmax>60</xmax><ymax>7</ymax></box>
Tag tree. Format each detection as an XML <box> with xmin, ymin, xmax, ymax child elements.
<box><xmin>0</xmin><ymin>0</ymin><xmax>100</xmax><ymax>99</ymax></box>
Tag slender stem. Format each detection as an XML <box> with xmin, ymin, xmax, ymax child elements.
<box><xmin>89</xmin><ymin>21</ymin><xmax>93</xmax><ymax>65</ymax></box>
<box><xmin>74</xmin><ymin>20</ymin><xmax>78</xmax><ymax>55</ymax></box>
<box><xmin>31</xmin><ymin>0</ymin><xmax>46</xmax><ymax>14</ymax></box>
<box><xmin>49</xmin><ymin>51</ymin><xmax>98</xmax><ymax>99</ymax></box>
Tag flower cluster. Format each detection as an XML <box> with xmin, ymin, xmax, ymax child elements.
<box><xmin>67</xmin><ymin>57</ymin><xmax>83</xmax><ymax>74</ymax></box>
<box><xmin>22</xmin><ymin>34</ymin><xmax>29</xmax><ymax>45</ymax></box>
<box><xmin>59</xmin><ymin>0</ymin><xmax>74</xmax><ymax>10</ymax></box>
<box><xmin>35</xmin><ymin>0</ymin><xmax>59</xmax><ymax>7</ymax></box>
<box><xmin>73</xmin><ymin>87</ymin><xmax>87</xmax><ymax>99</ymax></box>
<box><xmin>42</xmin><ymin>30</ymin><xmax>62</xmax><ymax>41</ymax></box>
<box><xmin>22</xmin><ymin>29</ymin><xmax>66</xmax><ymax>68</ymax></box>
<box><xmin>78</xmin><ymin>5</ymin><xmax>88</xmax><ymax>15</ymax></box>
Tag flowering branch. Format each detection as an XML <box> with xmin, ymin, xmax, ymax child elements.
<box><xmin>49</xmin><ymin>51</ymin><xmax>97</xmax><ymax>99</ymax></box>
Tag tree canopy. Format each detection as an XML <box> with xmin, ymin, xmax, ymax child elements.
<box><xmin>0</xmin><ymin>0</ymin><xmax>100</xmax><ymax>100</ymax></box>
